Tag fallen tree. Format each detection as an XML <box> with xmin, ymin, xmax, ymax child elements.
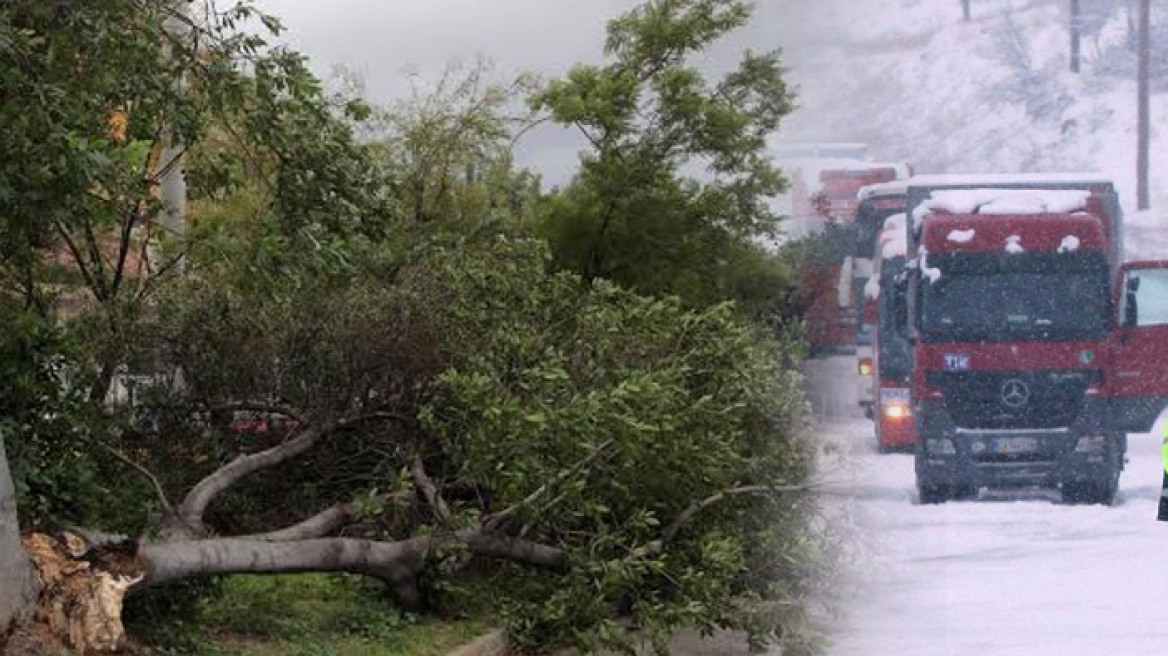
<box><xmin>0</xmin><ymin>237</ymin><xmax>827</xmax><ymax>655</ymax></box>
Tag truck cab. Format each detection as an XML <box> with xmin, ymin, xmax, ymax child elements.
<box><xmin>898</xmin><ymin>175</ymin><xmax>1156</xmax><ymax>504</ymax></box>
<box><xmin>854</xmin><ymin>181</ymin><xmax>912</xmax><ymax>427</ymax></box>
<box><xmin>870</xmin><ymin>212</ymin><xmax>918</xmax><ymax>452</ymax></box>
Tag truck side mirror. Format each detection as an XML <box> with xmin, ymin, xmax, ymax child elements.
<box><xmin>1124</xmin><ymin>276</ymin><xmax>1140</xmax><ymax>328</ymax></box>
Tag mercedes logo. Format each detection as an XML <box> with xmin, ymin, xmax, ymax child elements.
<box><xmin>1000</xmin><ymin>379</ymin><xmax>1031</xmax><ymax>408</ymax></box>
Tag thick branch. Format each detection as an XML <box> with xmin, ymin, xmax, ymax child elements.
<box><xmin>140</xmin><ymin>537</ymin><xmax>425</xmax><ymax>606</ymax></box>
<box><xmin>412</xmin><ymin>455</ymin><xmax>451</xmax><ymax>524</ymax></box>
<box><xmin>161</xmin><ymin>412</ymin><xmax>409</xmax><ymax>540</ymax></box>
<box><xmin>464</xmin><ymin>531</ymin><xmax>566</xmax><ymax>570</ymax></box>
<box><xmin>662</xmin><ymin>484</ymin><xmax>809</xmax><ymax>543</ymax></box>
<box><xmin>139</xmin><ymin>530</ymin><xmax>565</xmax><ymax>604</ymax></box>
<box><xmin>246</xmin><ymin>492</ymin><xmax>409</xmax><ymax>542</ymax></box>
<box><xmin>249</xmin><ymin>504</ymin><xmax>357</xmax><ymax>542</ymax></box>
<box><xmin>160</xmin><ymin>424</ymin><xmax>324</xmax><ymax>539</ymax></box>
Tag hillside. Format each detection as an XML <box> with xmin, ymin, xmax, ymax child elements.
<box><xmin>777</xmin><ymin>0</ymin><xmax>1168</xmax><ymax>259</ymax></box>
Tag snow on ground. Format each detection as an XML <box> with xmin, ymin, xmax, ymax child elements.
<box><xmin>778</xmin><ymin>0</ymin><xmax>1168</xmax><ymax>225</ymax></box>
<box><xmin>814</xmin><ymin>410</ymin><xmax>1168</xmax><ymax>656</ymax></box>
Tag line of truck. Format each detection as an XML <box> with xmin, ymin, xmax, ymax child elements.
<box><xmin>783</xmin><ymin>149</ymin><xmax>1168</xmax><ymax>505</ymax></box>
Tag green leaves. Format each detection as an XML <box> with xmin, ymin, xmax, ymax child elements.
<box><xmin>605</xmin><ymin>0</ymin><xmax>753</xmax><ymax>68</ymax></box>
<box><xmin>415</xmin><ymin>238</ymin><xmax>818</xmax><ymax>651</ymax></box>
<box><xmin>531</xmin><ymin>0</ymin><xmax>796</xmax><ymax>316</ymax></box>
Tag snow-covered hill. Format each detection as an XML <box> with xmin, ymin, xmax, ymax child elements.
<box><xmin>778</xmin><ymin>0</ymin><xmax>1168</xmax><ymax>259</ymax></box>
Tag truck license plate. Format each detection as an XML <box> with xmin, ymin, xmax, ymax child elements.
<box><xmin>994</xmin><ymin>437</ymin><xmax>1038</xmax><ymax>454</ymax></box>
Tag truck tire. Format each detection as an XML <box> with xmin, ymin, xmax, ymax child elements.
<box><xmin>1062</xmin><ymin>473</ymin><xmax>1119</xmax><ymax>505</ymax></box>
<box><xmin>1062</xmin><ymin>445</ymin><xmax>1121</xmax><ymax>506</ymax></box>
<box><xmin>918</xmin><ymin>481</ymin><xmax>950</xmax><ymax>504</ymax></box>
<box><xmin>950</xmin><ymin>483</ymin><xmax>978</xmax><ymax>501</ymax></box>
<box><xmin>1062</xmin><ymin>480</ymin><xmax>1114</xmax><ymax>505</ymax></box>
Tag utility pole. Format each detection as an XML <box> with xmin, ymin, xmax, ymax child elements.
<box><xmin>159</xmin><ymin>1</ymin><xmax>192</xmax><ymax>249</ymax></box>
<box><xmin>1138</xmin><ymin>0</ymin><xmax>1150</xmax><ymax>210</ymax></box>
<box><xmin>1070</xmin><ymin>0</ymin><xmax>1081</xmax><ymax>73</ymax></box>
<box><xmin>962</xmin><ymin>0</ymin><xmax>971</xmax><ymax>22</ymax></box>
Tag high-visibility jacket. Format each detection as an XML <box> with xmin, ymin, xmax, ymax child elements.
<box><xmin>1159</xmin><ymin>426</ymin><xmax>1168</xmax><ymax>521</ymax></box>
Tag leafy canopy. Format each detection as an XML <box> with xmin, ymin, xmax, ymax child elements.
<box><xmin>532</xmin><ymin>0</ymin><xmax>794</xmax><ymax>310</ymax></box>
<box><xmin>140</xmin><ymin>236</ymin><xmax>825</xmax><ymax>654</ymax></box>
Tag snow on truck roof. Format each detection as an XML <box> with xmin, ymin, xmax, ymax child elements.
<box><xmin>858</xmin><ymin>179</ymin><xmax>911</xmax><ymax>201</ymax></box>
<box><xmin>911</xmin><ymin>188</ymin><xmax>1092</xmax><ymax>230</ymax></box>
<box><xmin>859</xmin><ymin>172</ymin><xmax>1114</xmax><ymax>202</ymax></box>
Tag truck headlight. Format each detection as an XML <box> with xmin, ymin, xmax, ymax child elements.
<box><xmin>926</xmin><ymin>439</ymin><xmax>956</xmax><ymax>455</ymax></box>
<box><xmin>883</xmin><ymin>403</ymin><xmax>912</xmax><ymax>420</ymax></box>
<box><xmin>858</xmin><ymin>357</ymin><xmax>874</xmax><ymax>377</ymax></box>
<box><xmin>1074</xmin><ymin>436</ymin><xmax>1107</xmax><ymax>453</ymax></box>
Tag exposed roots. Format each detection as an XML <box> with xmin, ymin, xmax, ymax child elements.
<box><xmin>6</xmin><ymin>532</ymin><xmax>144</xmax><ymax>654</ymax></box>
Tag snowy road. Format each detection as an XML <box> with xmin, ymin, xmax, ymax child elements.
<box><xmin>821</xmin><ymin>417</ymin><xmax>1168</xmax><ymax>655</ymax></box>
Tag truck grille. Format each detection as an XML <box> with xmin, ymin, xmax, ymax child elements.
<box><xmin>935</xmin><ymin>371</ymin><xmax>1091</xmax><ymax>429</ymax></box>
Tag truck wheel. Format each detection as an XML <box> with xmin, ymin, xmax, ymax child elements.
<box><xmin>918</xmin><ymin>482</ymin><xmax>950</xmax><ymax>504</ymax></box>
<box><xmin>1062</xmin><ymin>447</ymin><xmax>1121</xmax><ymax>505</ymax></box>
<box><xmin>1062</xmin><ymin>476</ymin><xmax>1117</xmax><ymax>506</ymax></box>
<box><xmin>1061</xmin><ymin>481</ymin><xmax>1092</xmax><ymax>505</ymax></box>
<box><xmin>950</xmin><ymin>483</ymin><xmax>978</xmax><ymax>501</ymax></box>
<box><xmin>1097</xmin><ymin>454</ymin><xmax>1121</xmax><ymax>505</ymax></box>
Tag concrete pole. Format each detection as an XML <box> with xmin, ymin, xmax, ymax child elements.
<box><xmin>160</xmin><ymin>1</ymin><xmax>192</xmax><ymax>246</ymax></box>
<box><xmin>962</xmin><ymin>0</ymin><xmax>971</xmax><ymax>21</ymax></box>
<box><xmin>1138</xmin><ymin>0</ymin><xmax>1150</xmax><ymax>210</ymax></box>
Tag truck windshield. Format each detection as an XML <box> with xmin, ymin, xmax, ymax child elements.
<box><xmin>919</xmin><ymin>254</ymin><xmax>1109</xmax><ymax>342</ymax></box>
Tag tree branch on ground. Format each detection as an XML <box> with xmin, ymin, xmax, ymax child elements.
<box><xmin>662</xmin><ymin>483</ymin><xmax>810</xmax><ymax>543</ymax></box>
<box><xmin>412</xmin><ymin>455</ymin><xmax>452</xmax><ymax>525</ymax></box>
<box><xmin>484</xmin><ymin>439</ymin><xmax>616</xmax><ymax>532</ymax></box>
<box><xmin>159</xmin><ymin>411</ymin><xmax>411</xmax><ymax>540</ymax></box>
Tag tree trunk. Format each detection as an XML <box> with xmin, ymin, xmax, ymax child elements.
<box><xmin>0</xmin><ymin>430</ymin><xmax>36</xmax><ymax>629</ymax></box>
<box><xmin>139</xmin><ymin>531</ymin><xmax>566</xmax><ymax>609</ymax></box>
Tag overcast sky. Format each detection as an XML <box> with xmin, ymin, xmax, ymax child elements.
<box><xmin>250</xmin><ymin>0</ymin><xmax>838</xmax><ymax>184</ymax></box>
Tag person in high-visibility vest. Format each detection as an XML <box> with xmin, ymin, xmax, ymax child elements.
<box><xmin>1159</xmin><ymin>425</ymin><xmax>1168</xmax><ymax>521</ymax></box>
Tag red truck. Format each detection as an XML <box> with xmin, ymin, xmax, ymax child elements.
<box><xmin>816</xmin><ymin>164</ymin><xmax>907</xmax><ymax>223</ymax></box>
<box><xmin>867</xmin><ymin>209</ymin><xmax>919</xmax><ymax>453</ymax></box>
<box><xmin>853</xmin><ymin>181</ymin><xmax>912</xmax><ymax>429</ymax></box>
<box><xmin>786</xmin><ymin>162</ymin><xmax>912</xmax><ymax>356</ymax></box>
<box><xmin>900</xmin><ymin>174</ymin><xmax>1168</xmax><ymax>505</ymax></box>
<box><xmin>797</xmin><ymin>261</ymin><xmax>858</xmax><ymax>355</ymax></box>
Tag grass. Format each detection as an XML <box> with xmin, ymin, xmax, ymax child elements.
<box><xmin>130</xmin><ymin>573</ymin><xmax>489</xmax><ymax>656</ymax></box>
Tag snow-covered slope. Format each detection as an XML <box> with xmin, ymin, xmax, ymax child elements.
<box><xmin>778</xmin><ymin>0</ymin><xmax>1168</xmax><ymax>259</ymax></box>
